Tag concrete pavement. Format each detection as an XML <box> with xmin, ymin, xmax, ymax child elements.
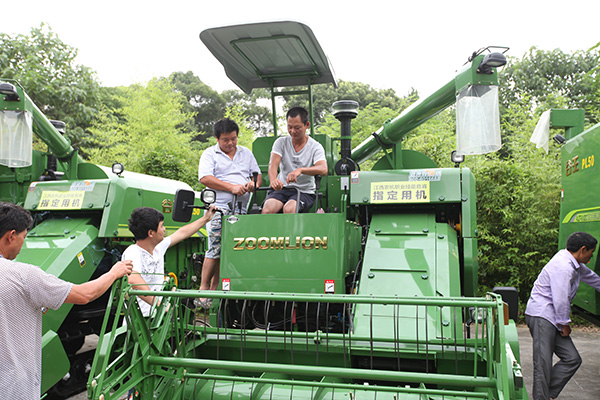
<box><xmin>517</xmin><ymin>325</ymin><xmax>600</xmax><ymax>399</ymax></box>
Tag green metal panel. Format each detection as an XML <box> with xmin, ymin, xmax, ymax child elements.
<box><xmin>459</xmin><ymin>168</ymin><xmax>479</xmax><ymax>295</ymax></box>
<box><xmin>323</xmin><ymin>175</ymin><xmax>347</xmax><ymax>213</ymax></box>
<box><xmin>560</xmin><ymin>122</ymin><xmax>600</xmax><ymax>315</ymax></box>
<box><xmin>252</xmin><ymin>136</ymin><xmax>277</xmax><ymax>179</ymax></box>
<box><xmin>460</xmin><ymin>168</ymin><xmax>477</xmax><ymax>237</ymax></box>
<box><xmin>221</xmin><ymin>213</ymin><xmax>361</xmax><ymax>293</ymax></box>
<box><xmin>463</xmin><ymin>237</ymin><xmax>479</xmax><ymax>297</ymax></box>
<box><xmin>372</xmin><ymin>149</ymin><xmax>437</xmax><ymax>170</ymax></box>
<box><xmin>349</xmin><ymin>168</ymin><xmax>462</xmax><ymax>205</ymax></box>
<box><xmin>16</xmin><ymin>217</ymin><xmax>105</xmax><ymax>332</ymax></box>
<box><xmin>41</xmin><ymin>330</ymin><xmax>70</xmax><ymax>393</ymax></box>
<box><xmin>0</xmin><ymin>150</ymin><xmax>46</xmax><ymax>204</ymax></box>
<box><xmin>551</xmin><ymin>108</ymin><xmax>585</xmax><ymax>140</ymax></box>
<box><xmin>353</xmin><ymin>213</ymin><xmax>461</xmax><ymax>340</ymax></box>
<box><xmin>101</xmin><ymin>171</ymin><xmax>194</xmax><ymax>237</ymax></box>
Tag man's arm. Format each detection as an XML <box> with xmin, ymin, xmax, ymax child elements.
<box><xmin>168</xmin><ymin>206</ymin><xmax>216</xmax><ymax>247</ymax></box>
<box><xmin>580</xmin><ymin>264</ymin><xmax>600</xmax><ymax>291</ymax></box>
<box><xmin>550</xmin><ymin>265</ymin><xmax>574</xmax><ymax>328</ymax></box>
<box><xmin>201</xmin><ymin>175</ymin><xmax>247</xmax><ymax>196</ymax></box>
<box><xmin>268</xmin><ymin>153</ymin><xmax>283</xmax><ymax>190</ymax></box>
<box><xmin>127</xmin><ymin>272</ymin><xmax>158</xmax><ymax>306</ymax></box>
<box><xmin>65</xmin><ymin>260</ymin><xmax>133</xmax><ymax>305</ymax></box>
<box><xmin>286</xmin><ymin>160</ymin><xmax>328</xmax><ymax>184</ymax></box>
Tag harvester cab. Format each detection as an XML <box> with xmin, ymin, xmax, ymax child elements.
<box><xmin>88</xmin><ymin>21</ymin><xmax>527</xmax><ymax>400</ymax></box>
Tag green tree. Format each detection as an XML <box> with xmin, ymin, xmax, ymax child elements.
<box><xmin>223</xmin><ymin>102</ymin><xmax>256</xmax><ymax>149</ymax></box>
<box><xmin>471</xmin><ymin>102</ymin><xmax>562</xmax><ymax>305</ymax></box>
<box><xmin>87</xmin><ymin>79</ymin><xmax>203</xmax><ymax>187</ymax></box>
<box><xmin>0</xmin><ymin>23</ymin><xmax>101</xmax><ymax>149</ymax></box>
<box><xmin>222</xmin><ymin>88</ymin><xmax>272</xmax><ymax>136</ymax></box>
<box><xmin>499</xmin><ymin>47</ymin><xmax>600</xmax><ymax>124</ymax></box>
<box><xmin>168</xmin><ymin>71</ymin><xmax>226</xmax><ymax>141</ymax></box>
<box><xmin>403</xmin><ymin>108</ymin><xmax>456</xmax><ymax>168</ymax></box>
<box><xmin>284</xmin><ymin>80</ymin><xmax>418</xmax><ymax>125</ymax></box>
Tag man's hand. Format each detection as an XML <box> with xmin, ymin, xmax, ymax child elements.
<box><xmin>560</xmin><ymin>324</ymin><xmax>572</xmax><ymax>337</ymax></box>
<box><xmin>110</xmin><ymin>260</ymin><xmax>133</xmax><ymax>279</ymax></box>
<box><xmin>230</xmin><ymin>184</ymin><xmax>247</xmax><ymax>196</ymax></box>
<box><xmin>203</xmin><ymin>205</ymin><xmax>217</xmax><ymax>221</ymax></box>
<box><xmin>245</xmin><ymin>181</ymin><xmax>257</xmax><ymax>192</ymax></box>
<box><xmin>270</xmin><ymin>178</ymin><xmax>284</xmax><ymax>191</ymax></box>
<box><xmin>286</xmin><ymin>169</ymin><xmax>303</xmax><ymax>184</ymax></box>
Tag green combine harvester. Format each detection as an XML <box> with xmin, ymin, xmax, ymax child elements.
<box><xmin>0</xmin><ymin>20</ymin><xmax>526</xmax><ymax>399</ymax></box>
<box><xmin>85</xmin><ymin>21</ymin><xmax>524</xmax><ymax>399</ymax></box>
<box><xmin>0</xmin><ymin>83</ymin><xmax>207</xmax><ymax>396</ymax></box>
<box><xmin>541</xmin><ymin>108</ymin><xmax>600</xmax><ymax>326</ymax></box>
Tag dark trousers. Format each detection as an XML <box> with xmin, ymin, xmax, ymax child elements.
<box><xmin>526</xmin><ymin>315</ymin><xmax>582</xmax><ymax>400</ymax></box>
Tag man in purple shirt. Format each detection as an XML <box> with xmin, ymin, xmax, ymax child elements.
<box><xmin>525</xmin><ymin>231</ymin><xmax>600</xmax><ymax>400</ymax></box>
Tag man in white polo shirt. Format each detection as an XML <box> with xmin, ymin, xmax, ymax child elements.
<box><xmin>198</xmin><ymin>118</ymin><xmax>262</xmax><ymax>303</ymax></box>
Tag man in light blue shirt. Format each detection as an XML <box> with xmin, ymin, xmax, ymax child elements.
<box><xmin>198</xmin><ymin>118</ymin><xmax>261</xmax><ymax>301</ymax></box>
<box><xmin>525</xmin><ymin>231</ymin><xmax>600</xmax><ymax>400</ymax></box>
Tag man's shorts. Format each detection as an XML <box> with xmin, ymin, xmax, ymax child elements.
<box><xmin>206</xmin><ymin>210</ymin><xmax>230</xmax><ymax>259</ymax></box>
<box><xmin>264</xmin><ymin>188</ymin><xmax>316</xmax><ymax>213</ymax></box>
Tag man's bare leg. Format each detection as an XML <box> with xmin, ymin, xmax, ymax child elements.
<box><xmin>262</xmin><ymin>198</ymin><xmax>284</xmax><ymax>214</ymax></box>
<box><xmin>283</xmin><ymin>200</ymin><xmax>298</xmax><ymax>214</ymax></box>
<box><xmin>197</xmin><ymin>257</ymin><xmax>219</xmax><ymax>307</ymax></box>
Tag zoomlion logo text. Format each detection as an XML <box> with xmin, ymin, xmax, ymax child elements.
<box><xmin>233</xmin><ymin>236</ymin><xmax>328</xmax><ymax>250</ymax></box>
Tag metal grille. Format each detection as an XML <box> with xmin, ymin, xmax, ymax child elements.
<box><xmin>88</xmin><ymin>280</ymin><xmax>521</xmax><ymax>400</ymax></box>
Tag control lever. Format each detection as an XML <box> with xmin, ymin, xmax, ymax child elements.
<box><xmin>313</xmin><ymin>175</ymin><xmax>322</xmax><ymax>213</ymax></box>
<box><xmin>249</xmin><ymin>172</ymin><xmax>261</xmax><ymax>214</ymax></box>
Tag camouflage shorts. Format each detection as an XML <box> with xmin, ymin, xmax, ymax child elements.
<box><xmin>205</xmin><ymin>210</ymin><xmax>229</xmax><ymax>259</ymax></box>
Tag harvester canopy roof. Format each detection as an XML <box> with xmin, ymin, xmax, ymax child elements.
<box><xmin>200</xmin><ymin>21</ymin><xmax>337</xmax><ymax>94</ymax></box>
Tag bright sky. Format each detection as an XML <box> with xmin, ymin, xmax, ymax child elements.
<box><xmin>2</xmin><ymin>0</ymin><xmax>599</xmax><ymax>98</ymax></box>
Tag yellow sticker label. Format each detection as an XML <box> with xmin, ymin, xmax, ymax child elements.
<box><xmin>370</xmin><ymin>181</ymin><xmax>430</xmax><ymax>203</ymax></box>
<box><xmin>38</xmin><ymin>191</ymin><xmax>85</xmax><ymax>210</ymax></box>
<box><xmin>77</xmin><ymin>252</ymin><xmax>86</xmax><ymax>267</ymax></box>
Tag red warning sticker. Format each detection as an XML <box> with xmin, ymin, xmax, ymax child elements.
<box><xmin>222</xmin><ymin>278</ymin><xmax>231</xmax><ymax>291</ymax></box>
<box><xmin>325</xmin><ymin>279</ymin><xmax>335</xmax><ymax>294</ymax></box>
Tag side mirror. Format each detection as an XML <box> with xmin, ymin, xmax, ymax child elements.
<box><xmin>172</xmin><ymin>189</ymin><xmax>195</xmax><ymax>222</ymax></box>
<box><xmin>172</xmin><ymin>188</ymin><xmax>217</xmax><ymax>222</ymax></box>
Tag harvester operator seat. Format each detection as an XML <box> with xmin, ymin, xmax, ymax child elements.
<box><xmin>247</xmin><ymin>174</ymin><xmax>323</xmax><ymax>214</ymax></box>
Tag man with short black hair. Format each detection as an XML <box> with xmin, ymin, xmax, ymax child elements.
<box><xmin>198</xmin><ymin>118</ymin><xmax>261</xmax><ymax>300</ymax></box>
<box><xmin>124</xmin><ymin>206</ymin><xmax>215</xmax><ymax>316</ymax></box>
<box><xmin>525</xmin><ymin>231</ymin><xmax>600</xmax><ymax>400</ymax></box>
<box><xmin>262</xmin><ymin>106</ymin><xmax>327</xmax><ymax>214</ymax></box>
<box><xmin>0</xmin><ymin>202</ymin><xmax>133</xmax><ymax>399</ymax></box>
